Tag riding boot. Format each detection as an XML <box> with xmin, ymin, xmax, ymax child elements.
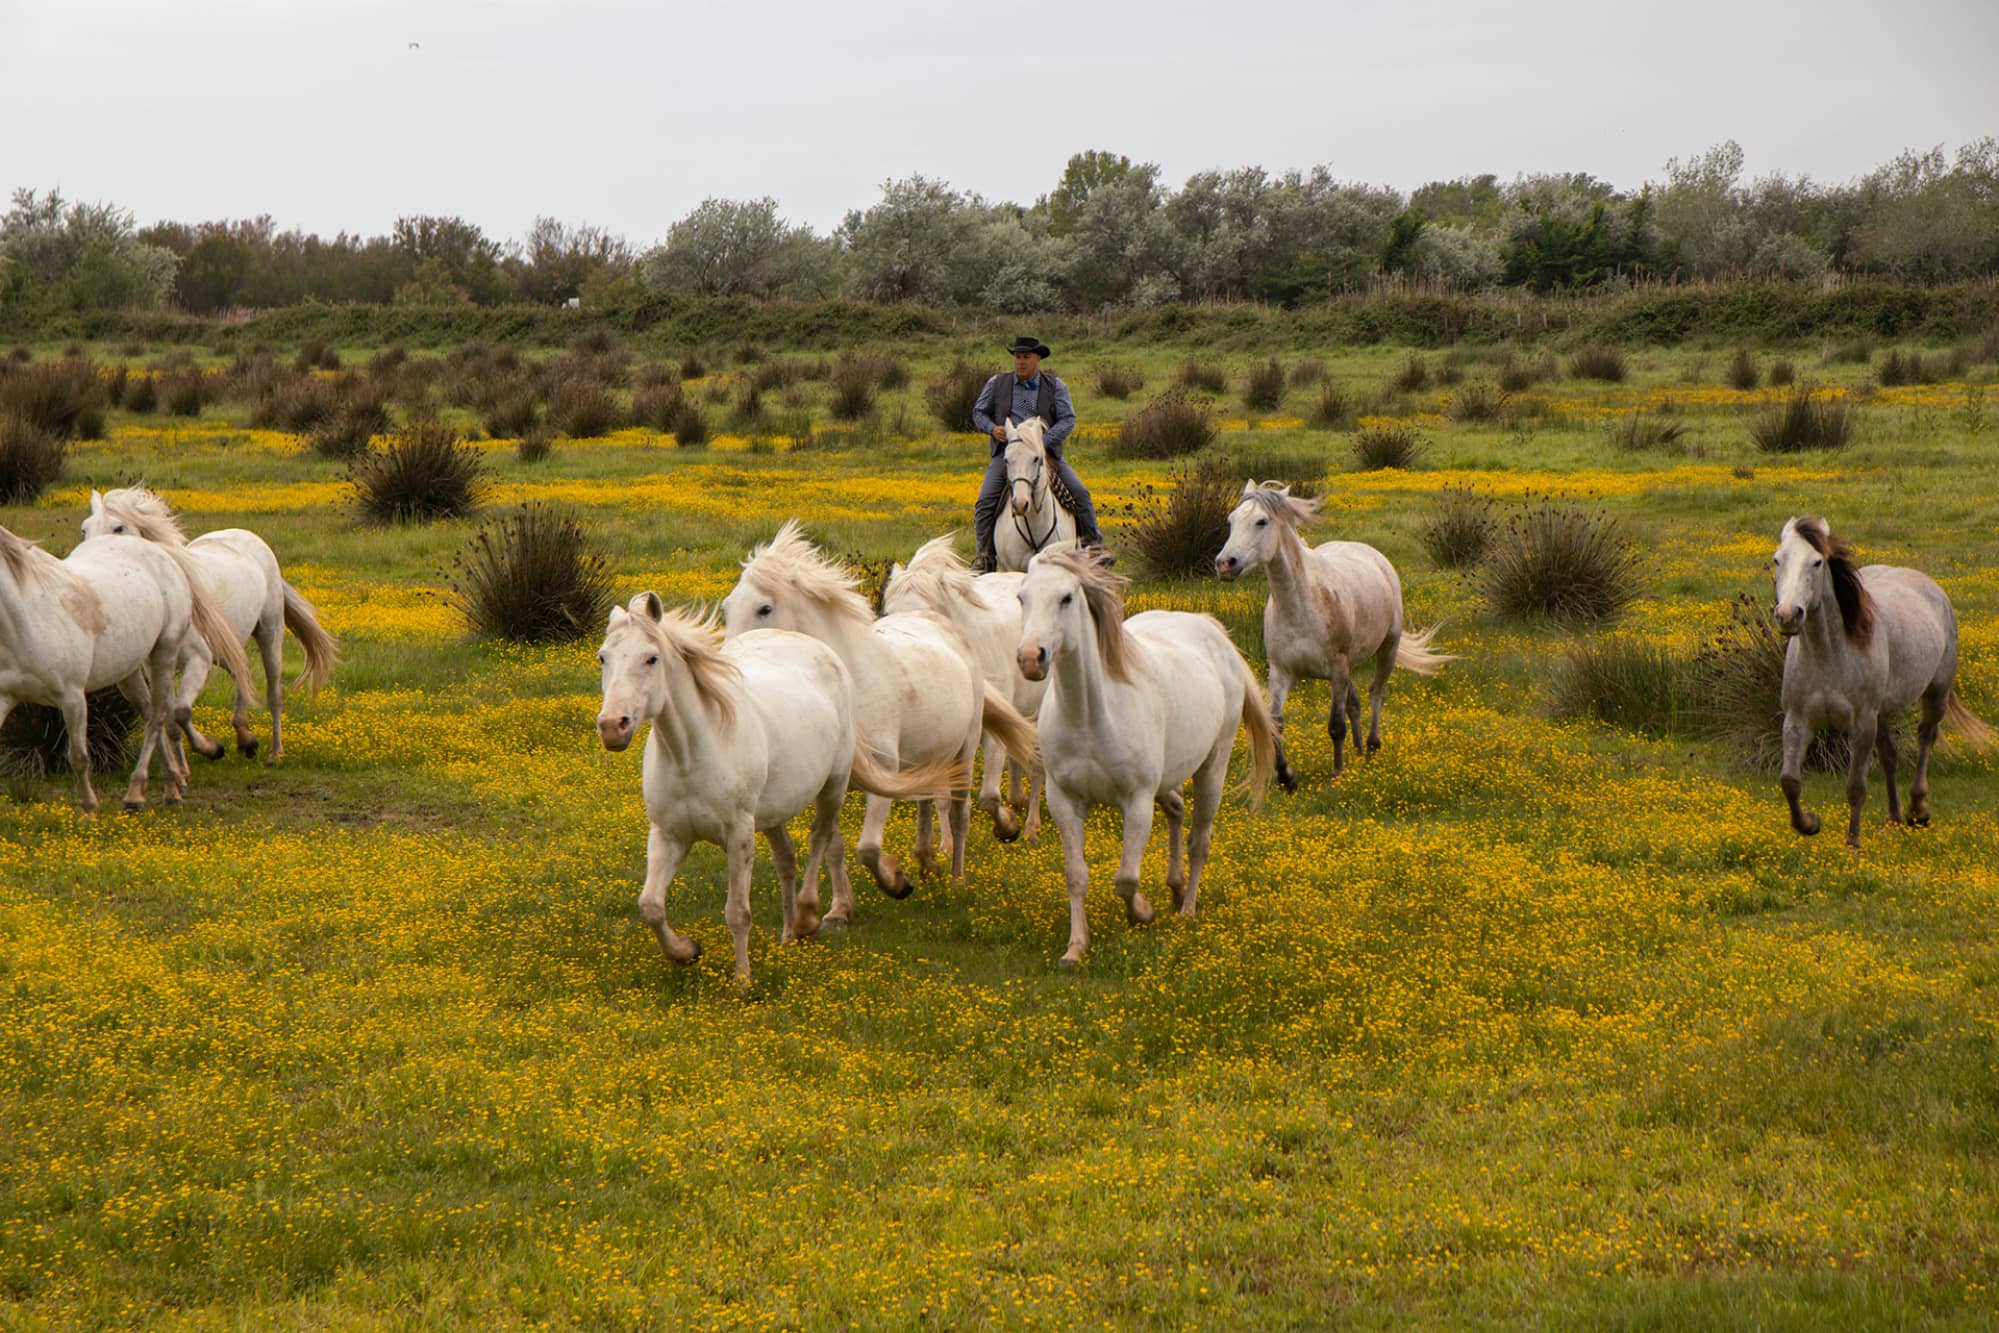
<box><xmin>1048</xmin><ymin>452</ymin><xmax>1105</xmax><ymax>547</ymax></box>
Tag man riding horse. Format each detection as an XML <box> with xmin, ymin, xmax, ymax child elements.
<box><xmin>970</xmin><ymin>335</ymin><xmax>1105</xmax><ymax>573</ymax></box>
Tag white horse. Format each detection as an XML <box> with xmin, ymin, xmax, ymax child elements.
<box><xmin>883</xmin><ymin>533</ymin><xmax>1049</xmax><ymax>841</ymax></box>
<box><xmin>1016</xmin><ymin>547</ymin><xmax>1277</xmax><ymax>967</ymax></box>
<box><xmin>0</xmin><ymin>524</ymin><xmax>251</xmax><ymax>811</ymax></box>
<box><xmin>1215</xmin><ymin>481</ymin><xmax>1454</xmax><ymax>788</ymax></box>
<box><xmin>80</xmin><ymin>487</ymin><xmax>337</xmax><ymax>764</ymax></box>
<box><xmin>597</xmin><ymin>595</ymin><xmax>962</xmax><ymax>983</ymax></box>
<box><xmin>1772</xmin><ymin>516</ymin><xmax>1993</xmax><ymax>849</ymax></box>
<box><xmin>722</xmin><ymin>521</ymin><xmax>1038</xmax><ymax>904</ymax></box>
<box><xmin>995</xmin><ymin>418</ymin><xmax>1079</xmax><ymax>573</ymax></box>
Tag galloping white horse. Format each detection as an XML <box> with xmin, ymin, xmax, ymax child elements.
<box><xmin>597</xmin><ymin>595</ymin><xmax>961</xmax><ymax>982</ymax></box>
<box><xmin>722</xmin><ymin>520</ymin><xmax>1038</xmax><ymax>904</ymax></box>
<box><xmin>883</xmin><ymin>533</ymin><xmax>1048</xmax><ymax>841</ymax></box>
<box><xmin>1215</xmin><ymin>481</ymin><xmax>1454</xmax><ymax>788</ymax></box>
<box><xmin>1772</xmin><ymin>516</ymin><xmax>1993</xmax><ymax>848</ymax></box>
<box><xmin>1017</xmin><ymin>547</ymin><xmax>1277</xmax><ymax>967</ymax></box>
<box><xmin>80</xmin><ymin>487</ymin><xmax>336</xmax><ymax>764</ymax></box>
<box><xmin>995</xmin><ymin>418</ymin><xmax>1079</xmax><ymax>572</ymax></box>
<box><xmin>0</xmin><ymin>524</ymin><xmax>251</xmax><ymax>811</ymax></box>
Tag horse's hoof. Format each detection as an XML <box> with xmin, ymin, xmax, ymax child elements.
<box><xmin>163</xmin><ymin>790</ymin><xmax>182</xmax><ymax>808</ymax></box>
<box><xmin>993</xmin><ymin>807</ymin><xmax>1021</xmax><ymax>844</ymax></box>
<box><xmin>1125</xmin><ymin>895</ymin><xmax>1155</xmax><ymax>926</ymax></box>
<box><xmin>1057</xmin><ymin>953</ymin><xmax>1083</xmax><ymax>971</ymax></box>
<box><xmin>1366</xmin><ymin>739</ymin><xmax>1381</xmax><ymax>755</ymax></box>
<box><xmin>1794</xmin><ymin>812</ymin><xmax>1822</xmax><ymax>837</ymax></box>
<box><xmin>197</xmin><ymin>741</ymin><xmax>226</xmax><ymax>762</ymax></box>
<box><xmin>875</xmin><ymin>857</ymin><xmax>913</xmax><ymax>900</ymax></box>
<box><xmin>238</xmin><ymin>736</ymin><xmax>259</xmax><ymax>759</ymax></box>
<box><xmin>121</xmin><ymin>799</ymin><xmax>144</xmax><ymax>814</ymax></box>
<box><xmin>791</xmin><ymin>911</ymin><xmax>821</xmax><ymax>941</ymax></box>
<box><xmin>1277</xmin><ymin>767</ymin><xmax>1298</xmax><ymax>794</ymax></box>
<box><xmin>1168</xmin><ymin>881</ymin><xmax>1188</xmax><ymax>912</ymax></box>
<box><xmin>820</xmin><ymin>913</ymin><xmax>850</xmax><ymax>933</ymax></box>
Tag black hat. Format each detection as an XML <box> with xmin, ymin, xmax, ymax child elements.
<box><xmin>1006</xmin><ymin>335</ymin><xmax>1052</xmax><ymax>358</ymax></box>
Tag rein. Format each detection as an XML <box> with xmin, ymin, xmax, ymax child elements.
<box><xmin>1008</xmin><ymin>452</ymin><xmax>1061</xmax><ymax>553</ymax></box>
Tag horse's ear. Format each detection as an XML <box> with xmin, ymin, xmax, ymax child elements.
<box><xmin>1258</xmin><ymin>480</ymin><xmax>1290</xmax><ymax>495</ymax></box>
<box><xmin>1241</xmin><ymin>479</ymin><xmax>1258</xmax><ymax>498</ymax></box>
<box><xmin>640</xmin><ymin>592</ymin><xmax>664</xmax><ymax>622</ymax></box>
<box><xmin>89</xmin><ymin>489</ymin><xmax>103</xmax><ymax>514</ymax></box>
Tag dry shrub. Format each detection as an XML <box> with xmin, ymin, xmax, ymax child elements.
<box><xmin>1351</xmin><ymin>424</ymin><xmax>1428</xmax><ymax>470</ymax></box>
<box><xmin>1767</xmin><ymin>357</ymin><xmax>1795</xmax><ymax>387</ymax></box>
<box><xmin>1434</xmin><ymin>362</ymin><xmax>1466</xmax><ymax>387</ymax></box>
<box><xmin>546</xmin><ymin>378</ymin><xmax>620</xmax><ymax>439</ymax></box>
<box><xmin>1307</xmin><ymin>383</ymin><xmax>1357</xmax><ymax>430</ymax></box>
<box><xmin>629</xmin><ymin>383</ymin><xmax>683</xmax><ymax>432</ymax></box>
<box><xmin>1289</xmin><ymin>359</ymin><xmax>1329</xmax><ymax>386</ymax></box>
<box><xmin>1113</xmin><ymin>391</ymin><xmax>1215</xmax><ymax>459</ymax></box>
<box><xmin>633</xmin><ymin>362</ymin><xmax>680</xmax><ymax>391</ymax></box>
<box><xmin>730</xmin><ymin>382</ymin><xmax>766</xmax><ymax>430</ymax></box>
<box><xmin>1567</xmin><ymin>343</ymin><xmax>1627</xmax><ymax>382</ymax></box>
<box><xmin>1725</xmin><ymin>348</ymin><xmax>1760</xmax><ymax>390</ymax></box>
<box><xmin>1820</xmin><ymin>335</ymin><xmax>1873</xmax><ymax>366</ymax></box>
<box><xmin>307</xmin><ymin>395</ymin><xmax>390</xmax><ymax>459</ymax></box>
<box><xmin>1119</xmin><ymin>453</ymin><xmax>1237</xmax><ymax>578</ymax></box>
<box><xmin>1877</xmin><ymin>348</ymin><xmax>1939</xmax><ymax>387</ymax></box>
<box><xmin>1419</xmin><ymin>485</ymin><xmax>1496</xmax><ymax>569</ymax></box>
<box><xmin>1974</xmin><ymin>323</ymin><xmax>1999</xmax><ymax>365</ymax></box>
<box><xmin>484</xmin><ymin>393</ymin><xmax>542</xmax><ymax>439</ymax></box>
<box><xmin>1177</xmin><ymin>358</ymin><xmax>1227</xmax><ymax>395</ymax></box>
<box><xmin>293</xmin><ymin>338</ymin><xmax>341</xmax><ymax>372</ymax></box>
<box><xmin>368</xmin><ymin>344</ymin><xmax>409</xmax><ymax>378</ymax></box>
<box><xmin>1610</xmin><ymin>412</ymin><xmax>1690</xmax><ymax>451</ymax></box>
<box><xmin>121</xmin><ymin>373</ymin><xmax>158</xmax><ymax>414</ymax></box>
<box><xmin>828</xmin><ymin>359</ymin><xmax>878</xmax><ymax>420</ymax></box>
<box><xmin>1552</xmin><ymin>638</ymin><xmax>1693</xmax><ymax>737</ymax></box>
<box><xmin>1496</xmin><ymin>351</ymin><xmax>1556</xmax><ymax>392</ymax></box>
<box><xmin>1242</xmin><ymin>357</ymin><xmax>1286</xmax><ymax>411</ymax></box>
<box><xmin>0</xmin><ymin>358</ymin><xmax>108</xmax><ymax>439</ymax></box>
<box><xmin>1479</xmin><ymin>498</ymin><xmax>1643</xmax><ymax>626</ymax></box>
<box><xmin>924</xmin><ymin>359</ymin><xmax>988</xmax><ymax>430</ymax></box>
<box><xmin>0</xmin><ymin>687</ymin><xmax>140</xmax><ymax>780</ymax></box>
<box><xmin>669</xmin><ymin>399</ymin><xmax>709</xmax><ymax>448</ymax></box>
<box><xmin>1388</xmin><ymin>354</ymin><xmax>1430</xmax><ymax>393</ymax></box>
<box><xmin>0</xmin><ymin>413</ymin><xmax>67</xmax><ymax>503</ymax></box>
<box><xmin>1228</xmin><ymin>446</ymin><xmax>1323</xmax><ymax>498</ymax></box>
<box><xmin>1447</xmin><ymin>381</ymin><xmax>1510</xmax><ymax>424</ymax></box>
<box><xmin>678</xmin><ymin>348</ymin><xmax>708</xmax><ymax>380</ymax></box>
<box><xmin>1750</xmin><ymin>382</ymin><xmax>1855</xmax><ymax>452</ymax></box>
<box><xmin>750</xmin><ymin>359</ymin><xmax>804</xmax><ymax>392</ymax></box>
<box><xmin>445</xmin><ymin>503</ymin><xmax>613</xmax><ymax>643</ymax></box>
<box><xmin>348</xmin><ymin>417</ymin><xmax>485</xmax><ymax>524</ymax></box>
<box><xmin>249</xmin><ymin>373</ymin><xmax>336</xmax><ymax>432</ymax></box>
<box><xmin>160</xmin><ymin>370</ymin><xmax>206</xmax><ymax>418</ymax></box>
<box><xmin>1096</xmin><ymin>363</ymin><xmax>1145</xmax><ymax>400</ymax></box>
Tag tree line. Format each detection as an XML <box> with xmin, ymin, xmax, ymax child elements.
<box><xmin>4</xmin><ymin>140</ymin><xmax>1995</xmax><ymax>318</ymax></box>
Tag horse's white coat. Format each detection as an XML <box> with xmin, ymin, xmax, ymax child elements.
<box><xmin>1016</xmin><ymin>548</ymin><xmax>1276</xmax><ymax>966</ymax></box>
<box><xmin>995</xmin><ymin>418</ymin><xmax>1078</xmax><ymax>572</ymax></box>
<box><xmin>81</xmin><ymin>487</ymin><xmax>336</xmax><ymax>764</ymax></box>
<box><xmin>1215</xmin><ymin>482</ymin><xmax>1452</xmax><ymax>787</ymax></box>
<box><xmin>1772</xmin><ymin>516</ymin><xmax>1992</xmax><ymax>847</ymax></box>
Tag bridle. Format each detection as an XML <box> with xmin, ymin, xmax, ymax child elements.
<box><xmin>1007</xmin><ymin>441</ymin><xmax>1060</xmax><ymax>553</ymax></box>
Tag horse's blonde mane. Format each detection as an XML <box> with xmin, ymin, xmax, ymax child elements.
<box><xmin>0</xmin><ymin>527</ymin><xmax>54</xmax><ymax>587</ymax></box>
<box><xmin>740</xmin><ymin>519</ymin><xmax>875</xmax><ymax>626</ymax></box>
<box><xmin>1036</xmin><ymin>546</ymin><xmax>1134</xmax><ymax>683</ymax></box>
<box><xmin>1244</xmin><ymin>482</ymin><xmax>1322</xmax><ymax>528</ymax></box>
<box><xmin>883</xmin><ymin>533</ymin><xmax>987</xmax><ymax>615</ymax></box>
<box><xmin>1788</xmin><ymin>516</ymin><xmax>1874</xmax><ymax>649</ymax></box>
<box><xmin>625</xmin><ymin>596</ymin><xmax>741</xmax><ymax>730</ymax></box>
<box><xmin>99</xmin><ymin>487</ymin><xmax>189</xmax><ymax>546</ymax></box>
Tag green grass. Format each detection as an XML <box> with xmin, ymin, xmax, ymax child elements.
<box><xmin>0</xmin><ymin>340</ymin><xmax>1996</xmax><ymax>1328</ymax></box>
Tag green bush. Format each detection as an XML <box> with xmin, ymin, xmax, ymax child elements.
<box><xmin>1749</xmin><ymin>382</ymin><xmax>1855</xmax><ymax>452</ymax></box>
<box><xmin>1479</xmin><ymin>498</ymin><xmax>1643</xmax><ymax>626</ymax></box>
<box><xmin>1419</xmin><ymin>485</ymin><xmax>1496</xmax><ymax>569</ymax></box>
<box><xmin>1446</xmin><ymin>381</ymin><xmax>1509</xmax><ymax>424</ymax></box>
<box><xmin>1242</xmin><ymin>357</ymin><xmax>1286</xmax><ymax>411</ymax></box>
<box><xmin>0</xmin><ymin>413</ymin><xmax>67</xmax><ymax>502</ymax></box>
<box><xmin>1118</xmin><ymin>453</ymin><xmax>1237</xmax><ymax>578</ymax></box>
<box><xmin>923</xmin><ymin>358</ymin><xmax>987</xmax><ymax>430</ymax></box>
<box><xmin>1351</xmin><ymin>424</ymin><xmax>1427</xmax><ymax>470</ymax></box>
<box><xmin>1725</xmin><ymin>348</ymin><xmax>1759</xmax><ymax>390</ymax></box>
<box><xmin>1567</xmin><ymin>343</ymin><xmax>1626</xmax><ymax>382</ymax></box>
<box><xmin>1552</xmin><ymin>638</ymin><xmax>1693</xmax><ymax>736</ymax></box>
<box><xmin>1177</xmin><ymin>358</ymin><xmax>1227</xmax><ymax>395</ymax></box>
<box><xmin>1113</xmin><ymin>391</ymin><xmax>1215</xmax><ymax>459</ymax></box>
<box><xmin>1096</xmin><ymin>363</ymin><xmax>1145</xmax><ymax>400</ymax></box>
<box><xmin>445</xmin><ymin>503</ymin><xmax>613</xmax><ymax>643</ymax></box>
<box><xmin>349</xmin><ymin>417</ymin><xmax>485</xmax><ymax>523</ymax></box>
<box><xmin>1307</xmin><ymin>383</ymin><xmax>1357</xmax><ymax>430</ymax></box>
<box><xmin>1388</xmin><ymin>353</ymin><xmax>1429</xmax><ymax>392</ymax></box>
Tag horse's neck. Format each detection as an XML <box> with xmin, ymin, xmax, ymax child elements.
<box><xmin>805</xmin><ymin>604</ymin><xmax>891</xmax><ymax>679</ymax></box>
<box><xmin>1264</xmin><ymin>527</ymin><xmax>1325</xmax><ymax>628</ymax></box>
<box><xmin>647</xmin><ymin>666</ymin><xmax>729</xmax><ymax>768</ymax></box>
<box><xmin>1050</xmin><ymin>614</ymin><xmax>1119</xmax><ymax>733</ymax></box>
<box><xmin>1796</xmin><ymin>595</ymin><xmax>1850</xmax><ymax>668</ymax></box>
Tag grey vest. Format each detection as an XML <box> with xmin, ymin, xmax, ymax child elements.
<box><xmin>996</xmin><ymin>373</ymin><xmax>1058</xmax><ymax>427</ymax></box>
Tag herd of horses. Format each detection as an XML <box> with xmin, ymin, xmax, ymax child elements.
<box><xmin>0</xmin><ymin>429</ymin><xmax>1990</xmax><ymax>978</ymax></box>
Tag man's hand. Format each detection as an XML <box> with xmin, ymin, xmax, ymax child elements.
<box><xmin>990</xmin><ymin>424</ymin><xmax>1008</xmax><ymax>444</ymax></box>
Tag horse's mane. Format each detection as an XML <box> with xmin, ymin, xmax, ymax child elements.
<box><xmin>626</xmin><ymin>595</ymin><xmax>740</xmax><ymax>730</ymax></box>
<box><xmin>0</xmin><ymin>527</ymin><xmax>55</xmax><ymax>587</ymax></box>
<box><xmin>1010</xmin><ymin>417</ymin><xmax>1046</xmax><ymax>450</ymax></box>
<box><xmin>1790</xmin><ymin>516</ymin><xmax>1874</xmax><ymax>649</ymax></box>
<box><xmin>98</xmin><ymin>487</ymin><xmax>189</xmax><ymax>546</ymax></box>
<box><xmin>883</xmin><ymin>533</ymin><xmax>987</xmax><ymax>615</ymax></box>
<box><xmin>1035</xmin><ymin>546</ymin><xmax>1134</xmax><ymax>683</ymax></box>
<box><xmin>739</xmin><ymin>519</ymin><xmax>875</xmax><ymax>626</ymax></box>
<box><xmin>1243</xmin><ymin>482</ymin><xmax>1322</xmax><ymax>529</ymax></box>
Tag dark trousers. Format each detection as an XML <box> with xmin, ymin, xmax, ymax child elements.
<box><xmin>973</xmin><ymin>442</ymin><xmax>1101</xmax><ymax>559</ymax></box>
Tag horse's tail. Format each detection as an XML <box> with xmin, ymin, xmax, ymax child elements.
<box><xmin>1394</xmin><ymin>622</ymin><xmax>1457</xmax><ymax>676</ymax></box>
<box><xmin>159</xmin><ymin>545</ymin><xmax>253</xmax><ymax>688</ymax></box>
<box><xmin>1236</xmin><ymin>658</ymin><xmax>1278</xmax><ymax>812</ymax></box>
<box><xmin>281</xmin><ymin>581</ymin><xmax>339</xmax><ymax>694</ymax></box>
<box><xmin>1943</xmin><ymin>689</ymin><xmax>1997</xmax><ymax>752</ymax></box>
<box><xmin>848</xmin><ymin>727</ymin><xmax>971</xmax><ymax>802</ymax></box>
<box><xmin>980</xmin><ymin>682</ymin><xmax>1040</xmax><ymax>769</ymax></box>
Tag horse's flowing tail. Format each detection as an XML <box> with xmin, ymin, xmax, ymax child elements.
<box><xmin>281</xmin><ymin>581</ymin><xmax>338</xmax><ymax>694</ymax></box>
<box><xmin>1943</xmin><ymin>689</ymin><xmax>1996</xmax><ymax>751</ymax></box>
<box><xmin>1237</xmin><ymin>660</ymin><xmax>1278</xmax><ymax>811</ymax></box>
<box><xmin>980</xmin><ymin>682</ymin><xmax>1040</xmax><ymax>768</ymax></box>
<box><xmin>848</xmin><ymin>727</ymin><xmax>972</xmax><ymax>801</ymax></box>
<box><xmin>1394</xmin><ymin>622</ymin><xmax>1457</xmax><ymax>676</ymax></box>
<box><xmin>160</xmin><ymin>545</ymin><xmax>254</xmax><ymax>687</ymax></box>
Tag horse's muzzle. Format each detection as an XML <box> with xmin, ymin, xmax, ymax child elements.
<box><xmin>1017</xmin><ymin>644</ymin><xmax>1048</xmax><ymax>682</ymax></box>
<box><xmin>597</xmin><ymin>715</ymin><xmax>636</xmax><ymax>751</ymax></box>
<box><xmin>1773</xmin><ymin>605</ymin><xmax>1803</xmax><ymax>637</ymax></box>
<box><xmin>1215</xmin><ymin>555</ymin><xmax>1240</xmax><ymax>581</ymax></box>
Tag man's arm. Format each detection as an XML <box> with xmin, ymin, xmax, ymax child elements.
<box><xmin>1044</xmin><ymin>377</ymin><xmax>1076</xmax><ymax>450</ymax></box>
<box><xmin>970</xmin><ymin>375</ymin><xmax>1001</xmax><ymax>436</ymax></box>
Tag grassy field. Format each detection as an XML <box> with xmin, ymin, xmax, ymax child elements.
<box><xmin>2</xmin><ymin>337</ymin><xmax>1997</xmax><ymax>1329</ymax></box>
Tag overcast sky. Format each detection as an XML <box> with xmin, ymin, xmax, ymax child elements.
<box><xmin>4</xmin><ymin>0</ymin><xmax>1995</xmax><ymax>245</ymax></box>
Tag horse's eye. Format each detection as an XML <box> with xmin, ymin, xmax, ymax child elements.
<box><xmin>1256</xmin><ymin>519</ymin><xmax>1267</xmax><ymax>528</ymax></box>
<box><xmin>1813</xmin><ymin>559</ymin><xmax>1823</xmax><ymax>569</ymax></box>
<box><xmin>1060</xmin><ymin>593</ymin><xmax>1073</xmax><ymax>607</ymax></box>
<box><xmin>757</xmin><ymin>603</ymin><xmax>772</xmax><ymax>617</ymax></box>
<box><xmin>645</xmin><ymin>654</ymin><xmax>659</xmax><ymax>666</ymax></box>
<box><xmin>597</xmin><ymin>654</ymin><xmax>605</xmax><ymax>665</ymax></box>
<box><xmin>113</xmin><ymin>525</ymin><xmax>125</xmax><ymax>534</ymax></box>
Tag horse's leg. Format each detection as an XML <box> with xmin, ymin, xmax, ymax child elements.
<box><xmin>1874</xmin><ymin>717</ymin><xmax>1903</xmax><ymax>826</ymax></box>
<box><xmin>1160</xmin><ymin>788</ymin><xmax>1187</xmax><ymax>911</ymax></box>
<box><xmin>58</xmin><ymin>689</ymin><xmax>99</xmax><ymax>813</ymax></box>
<box><xmin>221</xmin><ymin>632</ymin><xmax>257</xmax><ymax>758</ymax></box>
<box><xmin>1049</xmin><ymin>784</ymin><xmax>1092</xmax><ymax>967</ymax></box>
<box><xmin>1022</xmin><ymin>764</ymin><xmax>1044</xmax><ymax>842</ymax></box>
<box><xmin>1344</xmin><ymin>679</ymin><xmax>1365</xmax><ymax>756</ymax></box>
<box><xmin>1843</xmin><ymin>710</ymin><xmax>1876</xmax><ymax>849</ymax></box>
<box><xmin>768</xmin><ymin>824</ymin><xmax>806</xmax><ymax>944</ymax></box>
<box><xmin>1267</xmin><ymin>664</ymin><xmax>1298</xmax><ymax>792</ymax></box>
<box><xmin>118</xmin><ymin>669</ymin><xmax>182</xmax><ymax>806</ymax></box>
<box><xmin>1365</xmin><ymin>636</ymin><xmax>1396</xmax><ymax>754</ymax></box>
<box><xmin>1908</xmin><ymin>688</ymin><xmax>1945</xmax><ymax>827</ymax></box>
<box><xmin>1327</xmin><ymin>661</ymin><xmax>1353</xmax><ymax>777</ymax></box>
<box><xmin>914</xmin><ymin>799</ymin><xmax>939</xmax><ymax>879</ymax></box>
<box><xmin>799</xmin><ymin>784</ymin><xmax>840</xmax><ymax>933</ymax></box>
<box><xmin>174</xmin><ymin>640</ymin><xmax>226</xmax><ymax>763</ymax></box>
<box><xmin>123</xmin><ymin>642</ymin><xmax>179</xmax><ymax>812</ymax></box>
<box><xmin>1779</xmin><ymin>710</ymin><xmax>1820</xmax><ymax>836</ymax></box>
<box><xmin>824</xmin><ymin>812</ymin><xmax>855</xmax><ymax>926</ymax></box>
<box><xmin>723</xmin><ymin>816</ymin><xmax>757</xmax><ymax>985</ymax></box>
<box><xmin>857</xmin><ymin>795</ymin><xmax>910</xmax><ymax>898</ymax></box>
<box><xmin>1180</xmin><ymin>741</ymin><xmax>1231</xmax><ymax>918</ymax></box>
<box><xmin>256</xmin><ymin>613</ymin><xmax>285</xmax><ymax>762</ymax></box>
<box><xmin>1114</xmin><ymin>791</ymin><xmax>1157</xmax><ymax>929</ymax></box>
<box><xmin>981</xmin><ymin>733</ymin><xmax>1020</xmax><ymax>843</ymax></box>
<box><xmin>948</xmin><ymin>783</ymin><xmax>971</xmax><ymax>881</ymax></box>
<box><xmin>638</xmin><ymin>826</ymin><xmax>700</xmax><ymax>964</ymax></box>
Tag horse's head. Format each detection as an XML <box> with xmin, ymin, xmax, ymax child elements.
<box><xmin>79</xmin><ymin>487</ymin><xmax>183</xmax><ymax>545</ymax></box>
<box><xmin>1216</xmin><ymin>481</ymin><xmax>1319</xmax><ymax>581</ymax></box>
<box><xmin>596</xmin><ymin>594</ymin><xmax>670</xmax><ymax>751</ymax></box>
<box><xmin>79</xmin><ymin>490</ymin><xmax>125</xmax><ymax>542</ymax></box>
<box><xmin>1016</xmin><ymin>547</ymin><xmax>1130</xmax><ymax>683</ymax></box>
<box><xmin>1773</xmin><ymin>516</ymin><xmax>1872</xmax><ymax>644</ymax></box>
<box><xmin>720</xmin><ymin>519</ymin><xmax>872</xmax><ymax>640</ymax></box>
<box><xmin>1004</xmin><ymin>419</ymin><xmax>1048</xmax><ymax>517</ymax></box>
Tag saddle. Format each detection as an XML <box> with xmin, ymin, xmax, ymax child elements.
<box><xmin>1047</xmin><ymin>467</ymin><xmax>1082</xmax><ymax>518</ymax></box>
